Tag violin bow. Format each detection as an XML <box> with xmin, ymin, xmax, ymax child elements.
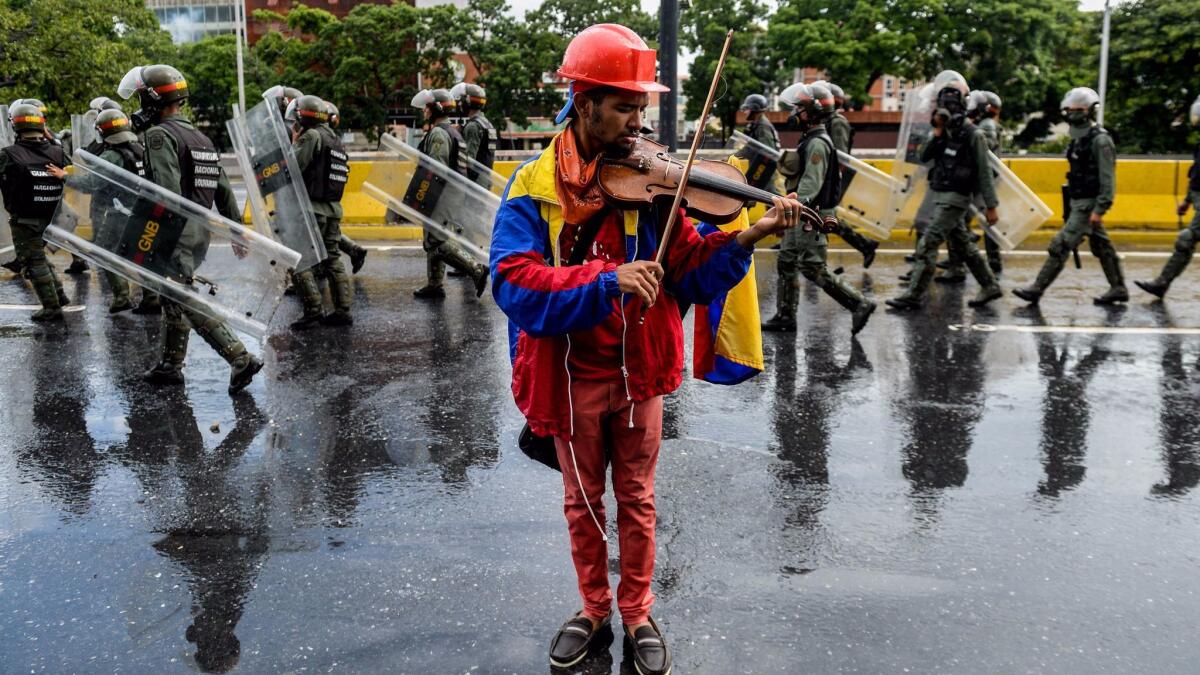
<box><xmin>652</xmin><ymin>29</ymin><xmax>735</xmax><ymax>266</ymax></box>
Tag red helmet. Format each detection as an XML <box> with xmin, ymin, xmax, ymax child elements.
<box><xmin>555</xmin><ymin>24</ymin><xmax>667</xmax><ymax>124</ymax></box>
<box><xmin>558</xmin><ymin>24</ymin><xmax>668</xmax><ymax>94</ymax></box>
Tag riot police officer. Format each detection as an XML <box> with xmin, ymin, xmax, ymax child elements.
<box><xmin>736</xmin><ymin>93</ymin><xmax>780</xmax><ymax>190</ymax></box>
<box><xmin>290</xmin><ymin>95</ymin><xmax>354</xmax><ymax>329</ymax></box>
<box><xmin>263</xmin><ymin>85</ymin><xmax>302</xmax><ymax>121</ymax></box>
<box><xmin>820</xmin><ymin>80</ymin><xmax>878</xmax><ymax>268</ymax></box>
<box><xmin>0</xmin><ymin>102</ymin><xmax>69</xmax><ymax>321</ymax></box>
<box><xmin>324</xmin><ymin>101</ymin><xmax>369</xmax><ymax>274</ymax></box>
<box><xmin>1136</xmin><ymin>94</ymin><xmax>1200</xmax><ymax>298</ymax></box>
<box><xmin>1014</xmin><ymin>87</ymin><xmax>1126</xmax><ymax>305</ymax></box>
<box><xmin>451</xmin><ymin>82</ymin><xmax>496</xmax><ymax>189</ymax></box>
<box><xmin>886</xmin><ymin>72</ymin><xmax>1003</xmax><ymax>310</ymax></box>
<box><xmin>969</xmin><ymin>90</ymin><xmax>1004</xmax><ymax>274</ymax></box>
<box><xmin>765</xmin><ymin>82</ymin><xmax>876</xmax><ymax>335</ymax></box>
<box><xmin>54</xmin><ymin>109</ymin><xmax>146</xmax><ymax>313</ymax></box>
<box><xmin>118</xmin><ymin>64</ymin><xmax>263</xmax><ymax>393</ymax></box>
<box><xmin>411</xmin><ymin>88</ymin><xmax>488</xmax><ymax>300</ymax></box>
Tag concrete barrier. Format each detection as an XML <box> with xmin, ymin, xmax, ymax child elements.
<box><xmin>257</xmin><ymin>155</ymin><xmax>1194</xmax><ymax>246</ymax></box>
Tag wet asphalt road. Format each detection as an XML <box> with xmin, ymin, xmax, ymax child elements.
<box><xmin>2</xmin><ymin>245</ymin><xmax>1199</xmax><ymax>674</ymax></box>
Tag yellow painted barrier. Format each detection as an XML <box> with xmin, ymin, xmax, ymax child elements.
<box><xmin>249</xmin><ymin>156</ymin><xmax>1194</xmax><ymax>245</ymax></box>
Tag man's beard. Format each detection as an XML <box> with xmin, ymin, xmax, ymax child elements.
<box><xmin>590</xmin><ymin>105</ymin><xmax>635</xmax><ymax>159</ymax></box>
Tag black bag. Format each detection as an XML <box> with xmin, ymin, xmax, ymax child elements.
<box><xmin>515</xmin><ymin>208</ymin><xmax>611</xmax><ymax>472</ymax></box>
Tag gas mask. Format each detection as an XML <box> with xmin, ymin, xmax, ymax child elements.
<box><xmin>129</xmin><ymin>108</ymin><xmax>157</xmax><ymax>133</ymax></box>
<box><xmin>1064</xmin><ymin>109</ymin><xmax>1090</xmax><ymax>127</ymax></box>
<box><xmin>935</xmin><ymin>89</ymin><xmax>966</xmax><ymax>129</ymax></box>
<box><xmin>788</xmin><ymin>107</ymin><xmax>812</xmax><ymax>131</ymax></box>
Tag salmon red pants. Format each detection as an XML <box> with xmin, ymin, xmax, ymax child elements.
<box><xmin>554</xmin><ymin>380</ymin><xmax>663</xmax><ymax>625</ymax></box>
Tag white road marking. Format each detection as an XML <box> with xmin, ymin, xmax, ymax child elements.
<box><xmin>949</xmin><ymin>323</ymin><xmax>1200</xmax><ymax>335</ymax></box>
<box><xmin>0</xmin><ymin>304</ymin><xmax>86</xmax><ymax>312</ymax></box>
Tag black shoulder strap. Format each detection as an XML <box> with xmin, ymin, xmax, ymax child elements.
<box><xmin>565</xmin><ymin>207</ymin><xmax>612</xmax><ymax>266</ymax></box>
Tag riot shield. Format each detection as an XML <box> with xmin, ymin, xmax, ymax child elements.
<box><xmin>44</xmin><ymin>150</ymin><xmax>301</xmax><ymax>338</ymax></box>
<box><xmin>0</xmin><ymin>105</ymin><xmax>13</xmax><ymax>266</ymax></box>
<box><xmin>361</xmin><ymin>134</ymin><xmax>497</xmax><ymax>263</ymax></box>
<box><xmin>728</xmin><ymin>130</ymin><xmax>780</xmax><ymax>191</ymax></box>
<box><xmin>731</xmin><ymin>130</ymin><xmax>897</xmax><ymax>240</ymax></box>
<box><xmin>885</xmin><ymin>83</ymin><xmax>936</xmax><ymax>232</ymax></box>
<box><xmin>972</xmin><ymin>153</ymin><xmax>1054</xmax><ymax>251</ymax></box>
<box><xmin>71</xmin><ymin>111</ymin><xmax>98</xmax><ymax>152</ymax></box>
<box><xmin>463</xmin><ymin>154</ymin><xmax>507</xmax><ymax>197</ymax></box>
<box><xmin>227</xmin><ymin>99</ymin><xmax>326</xmax><ymax>272</ymax></box>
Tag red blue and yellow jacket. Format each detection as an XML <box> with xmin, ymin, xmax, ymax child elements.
<box><xmin>489</xmin><ymin>134</ymin><xmax>764</xmax><ymax>439</ymax></box>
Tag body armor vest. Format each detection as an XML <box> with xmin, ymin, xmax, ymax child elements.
<box><xmin>2</xmin><ymin>139</ymin><xmax>67</xmax><ymax>220</ymax></box>
<box><xmin>302</xmin><ymin>125</ymin><xmax>349</xmax><ymax>203</ymax></box>
<box><xmin>420</xmin><ymin>121</ymin><xmax>463</xmax><ymax>175</ymax></box>
<box><xmin>928</xmin><ymin>122</ymin><xmax>980</xmax><ymax>196</ymax></box>
<box><xmin>794</xmin><ymin>128</ymin><xmax>842</xmax><ymax>209</ymax></box>
<box><xmin>1065</xmin><ymin>126</ymin><xmax>1108</xmax><ymax>199</ymax></box>
<box><xmin>1188</xmin><ymin>142</ymin><xmax>1200</xmax><ymax>193</ymax></box>
<box><xmin>463</xmin><ymin>114</ymin><xmax>495</xmax><ymax>180</ymax></box>
<box><xmin>157</xmin><ymin>119</ymin><xmax>220</xmax><ymax>209</ymax></box>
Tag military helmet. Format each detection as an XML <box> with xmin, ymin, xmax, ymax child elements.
<box><xmin>827</xmin><ymin>83</ymin><xmax>846</xmax><ymax>107</ymax></box>
<box><xmin>739</xmin><ymin>94</ymin><xmax>769</xmax><ymax>113</ymax></box>
<box><xmin>1190</xmin><ymin>94</ymin><xmax>1200</xmax><ymax>127</ymax></box>
<box><xmin>325</xmin><ymin>101</ymin><xmax>340</xmax><ymax>128</ymax></box>
<box><xmin>803</xmin><ymin>82</ymin><xmax>837</xmax><ymax>119</ymax></box>
<box><xmin>118</xmin><ymin>64</ymin><xmax>189</xmax><ymax>108</ymax></box>
<box><xmin>778</xmin><ymin>83</ymin><xmax>810</xmax><ymax>111</ymax></box>
<box><xmin>89</xmin><ymin>96</ymin><xmax>123</xmax><ymax>112</ymax></box>
<box><xmin>11</xmin><ymin>98</ymin><xmax>48</xmax><ymax>114</ymax></box>
<box><xmin>263</xmin><ymin>85</ymin><xmax>303</xmax><ymax>117</ymax></box>
<box><xmin>932</xmin><ymin>70</ymin><xmax>969</xmax><ymax>98</ymax></box>
<box><xmin>295</xmin><ymin>94</ymin><xmax>329</xmax><ymax>128</ymax></box>
<box><xmin>1061</xmin><ymin>87</ymin><xmax>1100</xmax><ymax>116</ymax></box>
<box><xmin>9</xmin><ymin>102</ymin><xmax>47</xmax><ymax>134</ymax></box>
<box><xmin>966</xmin><ymin>90</ymin><xmax>988</xmax><ymax>117</ymax></box>
<box><xmin>96</xmin><ymin>109</ymin><xmax>138</xmax><ymax>144</ymax></box>
<box><xmin>411</xmin><ymin>88</ymin><xmax>456</xmax><ymax>116</ymax></box>
<box><xmin>450</xmin><ymin>82</ymin><xmax>486</xmax><ymax>110</ymax></box>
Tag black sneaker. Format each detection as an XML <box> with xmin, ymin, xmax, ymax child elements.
<box><xmin>1093</xmin><ymin>286</ymin><xmax>1129</xmax><ymax>306</ymax></box>
<box><xmin>550</xmin><ymin>612</ymin><xmax>612</xmax><ymax>669</ymax></box>
<box><xmin>624</xmin><ymin>618</ymin><xmax>671</xmax><ymax>675</ymax></box>
<box><xmin>968</xmin><ymin>285</ymin><xmax>1003</xmax><ymax>308</ymax></box>
<box><xmin>1011</xmin><ymin>287</ymin><xmax>1042</xmax><ymax>305</ymax></box>
<box><xmin>1134</xmin><ymin>279</ymin><xmax>1168</xmax><ymax>299</ymax></box>
<box><xmin>66</xmin><ymin>258</ymin><xmax>89</xmax><ymax>274</ymax></box>
<box><xmin>350</xmin><ymin>247</ymin><xmax>368</xmax><ymax>274</ymax></box>
<box><xmin>228</xmin><ymin>354</ymin><xmax>264</xmax><ymax>395</ymax></box>
<box><xmin>413</xmin><ymin>285</ymin><xmax>446</xmax><ymax>299</ymax></box>
<box><xmin>320</xmin><ymin>311</ymin><xmax>353</xmax><ymax>327</ymax></box>
<box><xmin>290</xmin><ymin>312</ymin><xmax>325</xmax><ymax>330</ymax></box>
<box><xmin>851</xmin><ymin>300</ymin><xmax>876</xmax><ymax>335</ymax></box>
<box><xmin>885</xmin><ymin>296</ymin><xmax>921</xmax><ymax>311</ymax></box>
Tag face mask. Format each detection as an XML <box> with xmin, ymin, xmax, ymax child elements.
<box><xmin>130</xmin><ymin>109</ymin><xmax>156</xmax><ymax>133</ymax></box>
<box><xmin>1064</xmin><ymin>109</ymin><xmax>1090</xmax><ymax>126</ymax></box>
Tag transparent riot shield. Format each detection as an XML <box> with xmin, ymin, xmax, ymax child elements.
<box><xmin>728</xmin><ymin>130</ymin><xmax>780</xmax><ymax>191</ymax></box>
<box><xmin>464</xmin><ymin>154</ymin><xmax>506</xmax><ymax>197</ymax></box>
<box><xmin>0</xmin><ymin>105</ymin><xmax>13</xmax><ymax>266</ymax></box>
<box><xmin>227</xmin><ymin>99</ymin><xmax>326</xmax><ymax>272</ymax></box>
<box><xmin>44</xmin><ymin>150</ymin><xmax>301</xmax><ymax>338</ymax></box>
<box><xmin>731</xmin><ymin>129</ymin><xmax>897</xmax><ymax>240</ymax></box>
<box><xmin>361</xmin><ymin>134</ymin><xmax>497</xmax><ymax>262</ymax></box>
<box><xmin>972</xmin><ymin>153</ymin><xmax>1054</xmax><ymax>251</ymax></box>
<box><xmin>71</xmin><ymin>111</ymin><xmax>98</xmax><ymax>152</ymax></box>
<box><xmin>885</xmin><ymin>83</ymin><xmax>936</xmax><ymax>231</ymax></box>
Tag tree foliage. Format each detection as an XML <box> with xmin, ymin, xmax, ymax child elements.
<box><xmin>682</xmin><ymin>0</ymin><xmax>774</xmax><ymax>142</ymax></box>
<box><xmin>1102</xmin><ymin>0</ymin><xmax>1200</xmax><ymax>153</ymax></box>
<box><xmin>0</xmin><ymin>0</ymin><xmax>174</xmax><ymax>130</ymax></box>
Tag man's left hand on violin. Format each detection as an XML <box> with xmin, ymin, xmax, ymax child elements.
<box><xmin>737</xmin><ymin>194</ymin><xmax>821</xmax><ymax>248</ymax></box>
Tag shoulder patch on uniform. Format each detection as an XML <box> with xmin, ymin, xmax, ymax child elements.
<box><xmin>811</xmin><ymin>153</ymin><xmax>822</xmax><ymax>165</ymax></box>
<box><xmin>147</xmin><ymin>131</ymin><xmax>165</xmax><ymax>150</ymax></box>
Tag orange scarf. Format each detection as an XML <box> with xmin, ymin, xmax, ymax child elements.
<box><xmin>554</xmin><ymin>123</ymin><xmax>610</xmax><ymax>227</ymax></box>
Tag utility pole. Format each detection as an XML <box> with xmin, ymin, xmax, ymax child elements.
<box><xmin>1097</xmin><ymin>0</ymin><xmax>1111</xmax><ymax>126</ymax></box>
<box><xmin>659</xmin><ymin>0</ymin><xmax>679</xmax><ymax>151</ymax></box>
<box><xmin>235</xmin><ymin>0</ymin><xmax>247</xmax><ymax>116</ymax></box>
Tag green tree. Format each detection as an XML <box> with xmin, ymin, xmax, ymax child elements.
<box><xmin>1101</xmin><ymin>0</ymin><xmax>1200</xmax><ymax>153</ymax></box>
<box><xmin>175</xmin><ymin>34</ymin><xmax>273</xmax><ymax>148</ymax></box>
<box><xmin>525</xmin><ymin>0</ymin><xmax>657</xmax><ymax>47</ymax></box>
<box><xmin>682</xmin><ymin>0</ymin><xmax>775</xmax><ymax>143</ymax></box>
<box><xmin>0</xmin><ymin>0</ymin><xmax>174</xmax><ymax>129</ymax></box>
<box><xmin>452</xmin><ymin>0</ymin><xmax>563</xmax><ymax>128</ymax></box>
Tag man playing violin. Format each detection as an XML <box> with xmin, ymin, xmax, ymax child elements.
<box><xmin>488</xmin><ymin>23</ymin><xmax>805</xmax><ymax>674</ymax></box>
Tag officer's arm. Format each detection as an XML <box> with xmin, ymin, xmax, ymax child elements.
<box><xmin>214</xmin><ymin>169</ymin><xmax>241</xmax><ymax>222</ymax></box>
<box><xmin>794</xmin><ymin>143</ymin><xmax>827</xmax><ymax>202</ymax></box>
<box><xmin>463</xmin><ymin>122</ymin><xmax>481</xmax><ymax>166</ymax></box>
<box><xmin>974</xmin><ymin>131</ymin><xmax>999</xmax><ymax>209</ymax></box>
<box><xmin>830</xmin><ymin>120</ymin><xmax>850</xmax><ymax>154</ymax></box>
<box><xmin>1093</xmin><ymin>134</ymin><xmax>1116</xmax><ymax>215</ymax></box>
<box><xmin>0</xmin><ymin>152</ymin><xmax>10</xmax><ymax>188</ymax></box>
<box><xmin>293</xmin><ymin>129</ymin><xmax>318</xmax><ymax>172</ymax></box>
<box><xmin>919</xmin><ymin>133</ymin><xmax>944</xmax><ymax>163</ymax></box>
<box><xmin>428</xmin><ymin>128</ymin><xmax>450</xmax><ymax>165</ymax></box>
<box><xmin>143</xmin><ymin>127</ymin><xmax>182</xmax><ymax>195</ymax></box>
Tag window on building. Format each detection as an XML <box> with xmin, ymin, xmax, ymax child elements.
<box><xmin>218</xmin><ymin>5</ymin><xmax>232</xmax><ymax>21</ymax></box>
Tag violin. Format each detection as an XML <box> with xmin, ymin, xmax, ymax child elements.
<box><xmin>598</xmin><ymin>135</ymin><xmax>825</xmax><ymax>230</ymax></box>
